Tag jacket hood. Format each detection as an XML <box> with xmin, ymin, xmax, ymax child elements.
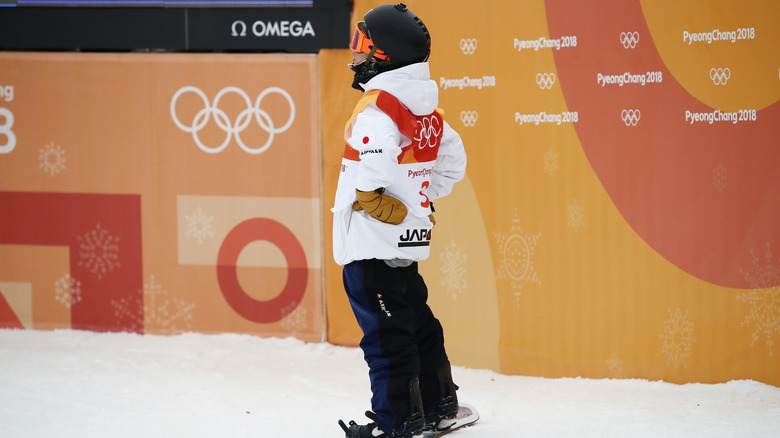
<box><xmin>362</xmin><ymin>62</ymin><xmax>439</xmax><ymax>116</ymax></box>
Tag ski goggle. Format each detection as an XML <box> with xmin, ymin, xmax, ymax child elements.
<box><xmin>350</xmin><ymin>21</ymin><xmax>389</xmax><ymax>61</ymax></box>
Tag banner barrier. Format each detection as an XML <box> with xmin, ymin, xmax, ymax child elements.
<box><xmin>2</xmin><ymin>0</ymin><xmax>779</xmax><ymax>386</ymax></box>
<box><xmin>0</xmin><ymin>53</ymin><xmax>324</xmax><ymax>342</ymax></box>
<box><xmin>321</xmin><ymin>0</ymin><xmax>780</xmax><ymax>385</ymax></box>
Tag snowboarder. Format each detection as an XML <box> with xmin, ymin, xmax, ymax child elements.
<box><xmin>332</xmin><ymin>3</ymin><xmax>468</xmax><ymax>438</ymax></box>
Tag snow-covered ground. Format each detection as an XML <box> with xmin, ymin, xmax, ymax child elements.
<box><xmin>1</xmin><ymin>329</ymin><xmax>778</xmax><ymax>438</ymax></box>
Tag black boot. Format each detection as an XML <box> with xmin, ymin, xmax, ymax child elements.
<box><xmin>401</xmin><ymin>376</ymin><xmax>425</xmax><ymax>437</ymax></box>
<box><xmin>339</xmin><ymin>377</ymin><xmax>425</xmax><ymax>438</ymax></box>
<box><xmin>423</xmin><ymin>362</ymin><xmax>458</xmax><ymax>434</ymax></box>
<box><xmin>339</xmin><ymin>410</ymin><xmax>389</xmax><ymax>437</ymax></box>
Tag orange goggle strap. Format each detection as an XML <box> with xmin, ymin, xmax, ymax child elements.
<box><xmin>350</xmin><ymin>22</ymin><xmax>389</xmax><ymax>61</ymax></box>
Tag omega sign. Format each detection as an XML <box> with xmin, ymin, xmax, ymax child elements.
<box><xmin>231</xmin><ymin>20</ymin><xmax>316</xmax><ymax>38</ymax></box>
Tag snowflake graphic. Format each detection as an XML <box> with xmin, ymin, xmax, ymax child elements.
<box><xmin>567</xmin><ymin>200</ymin><xmax>585</xmax><ymax>232</ymax></box>
<box><xmin>713</xmin><ymin>163</ymin><xmax>728</xmax><ymax>192</ymax></box>
<box><xmin>39</xmin><ymin>141</ymin><xmax>66</xmax><ymax>176</ymax></box>
<box><xmin>142</xmin><ymin>275</ymin><xmax>195</xmax><ymax>333</ymax></box>
<box><xmin>78</xmin><ymin>223</ymin><xmax>121</xmax><ymax>279</ymax></box>
<box><xmin>280</xmin><ymin>301</ymin><xmax>308</xmax><ymax>334</ymax></box>
<box><xmin>439</xmin><ymin>240</ymin><xmax>468</xmax><ymax>300</ymax></box>
<box><xmin>493</xmin><ymin>208</ymin><xmax>541</xmax><ymax>304</ymax></box>
<box><xmin>660</xmin><ymin>308</ymin><xmax>696</xmax><ymax>369</ymax></box>
<box><xmin>543</xmin><ymin>147</ymin><xmax>559</xmax><ymax>176</ymax></box>
<box><xmin>606</xmin><ymin>353</ymin><xmax>627</xmax><ymax>379</ymax></box>
<box><xmin>738</xmin><ymin>244</ymin><xmax>780</xmax><ymax>355</ymax></box>
<box><xmin>185</xmin><ymin>207</ymin><xmax>215</xmax><ymax>245</ymax></box>
<box><xmin>110</xmin><ymin>275</ymin><xmax>195</xmax><ymax>334</ymax></box>
<box><xmin>54</xmin><ymin>273</ymin><xmax>82</xmax><ymax>309</ymax></box>
<box><xmin>111</xmin><ymin>295</ymin><xmax>144</xmax><ymax>333</ymax></box>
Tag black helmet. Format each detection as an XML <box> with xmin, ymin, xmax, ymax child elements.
<box><xmin>364</xmin><ymin>3</ymin><xmax>431</xmax><ymax>68</ymax></box>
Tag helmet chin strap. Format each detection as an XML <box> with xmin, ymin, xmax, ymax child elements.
<box><xmin>349</xmin><ymin>47</ymin><xmax>393</xmax><ymax>91</ymax></box>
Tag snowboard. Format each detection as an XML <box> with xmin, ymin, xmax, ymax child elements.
<box><xmin>423</xmin><ymin>403</ymin><xmax>479</xmax><ymax>437</ymax></box>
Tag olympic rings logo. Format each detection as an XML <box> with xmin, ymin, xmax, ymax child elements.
<box><xmin>460</xmin><ymin>111</ymin><xmax>478</xmax><ymax>127</ymax></box>
<box><xmin>621</xmin><ymin>109</ymin><xmax>641</xmax><ymax>126</ymax></box>
<box><xmin>710</xmin><ymin>68</ymin><xmax>731</xmax><ymax>85</ymax></box>
<box><xmin>170</xmin><ymin>86</ymin><xmax>295</xmax><ymax>155</ymax></box>
<box><xmin>413</xmin><ymin>115</ymin><xmax>442</xmax><ymax>149</ymax></box>
<box><xmin>620</xmin><ymin>31</ymin><xmax>640</xmax><ymax>49</ymax></box>
<box><xmin>460</xmin><ymin>38</ymin><xmax>478</xmax><ymax>55</ymax></box>
<box><xmin>536</xmin><ymin>73</ymin><xmax>556</xmax><ymax>90</ymax></box>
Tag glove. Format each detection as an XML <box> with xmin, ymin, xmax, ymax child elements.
<box><xmin>352</xmin><ymin>188</ymin><xmax>407</xmax><ymax>225</ymax></box>
<box><xmin>428</xmin><ymin>214</ymin><xmax>436</xmax><ymax>226</ymax></box>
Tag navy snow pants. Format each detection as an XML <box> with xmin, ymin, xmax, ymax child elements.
<box><xmin>343</xmin><ymin>258</ymin><xmax>450</xmax><ymax>435</ymax></box>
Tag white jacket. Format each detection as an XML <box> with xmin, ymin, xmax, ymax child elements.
<box><xmin>331</xmin><ymin>62</ymin><xmax>467</xmax><ymax>266</ymax></box>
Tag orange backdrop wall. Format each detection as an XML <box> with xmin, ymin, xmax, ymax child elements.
<box><xmin>0</xmin><ymin>53</ymin><xmax>324</xmax><ymax>342</ymax></box>
<box><xmin>323</xmin><ymin>0</ymin><xmax>780</xmax><ymax>386</ymax></box>
<box><xmin>1</xmin><ymin>0</ymin><xmax>779</xmax><ymax>387</ymax></box>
